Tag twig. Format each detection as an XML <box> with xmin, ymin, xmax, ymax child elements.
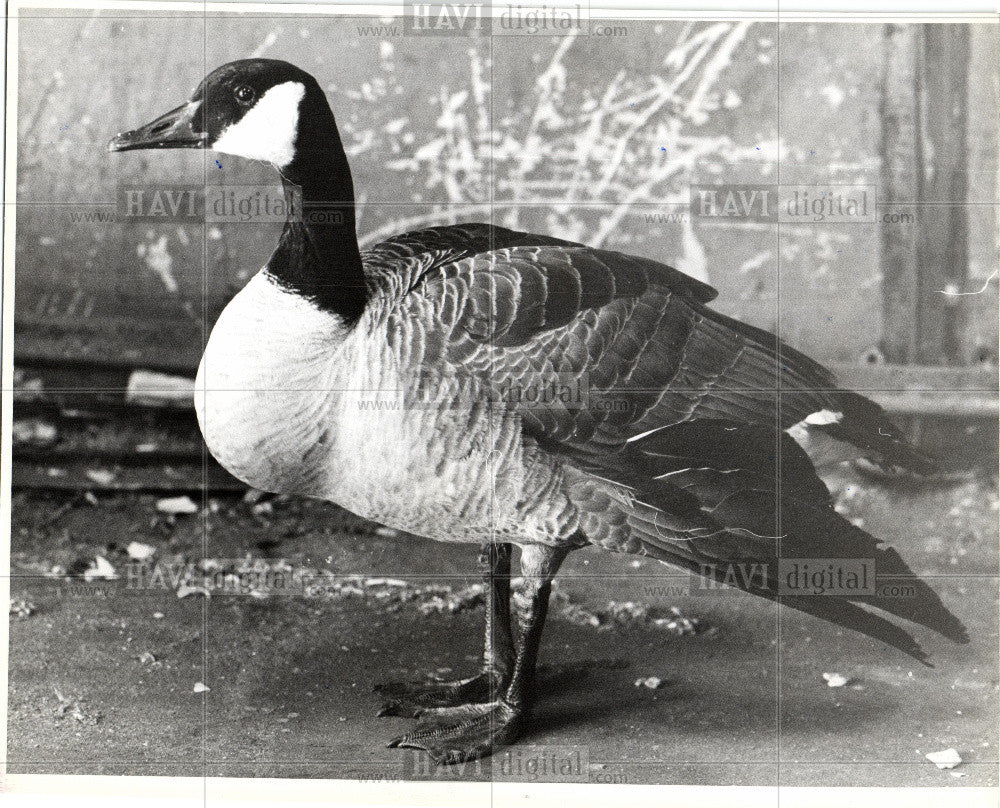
<box><xmin>938</xmin><ymin>269</ymin><xmax>998</xmax><ymax>296</ymax></box>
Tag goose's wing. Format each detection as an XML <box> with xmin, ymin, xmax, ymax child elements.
<box><xmin>364</xmin><ymin>222</ymin><xmax>717</xmax><ymax>305</ymax></box>
<box><xmin>386</xmin><ymin>234</ymin><xmax>925</xmax><ymax>471</ymax></box>
<box><xmin>384</xmin><ymin>232</ymin><xmax>966</xmax><ymax>662</ymax></box>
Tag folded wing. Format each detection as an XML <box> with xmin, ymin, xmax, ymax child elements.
<box><xmin>381</xmin><ymin>226</ymin><xmax>966</xmax><ymax>662</ymax></box>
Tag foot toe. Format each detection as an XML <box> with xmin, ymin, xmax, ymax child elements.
<box><xmin>384</xmin><ymin>701</ymin><xmax>526</xmax><ymax>764</ymax></box>
<box><xmin>372</xmin><ymin>671</ymin><xmax>500</xmax><ymax>715</ymax></box>
<box><xmin>376</xmin><ymin>699</ymin><xmax>423</xmax><ymax>719</ymax></box>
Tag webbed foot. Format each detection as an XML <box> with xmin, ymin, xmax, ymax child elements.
<box><xmin>374</xmin><ymin>671</ymin><xmax>505</xmax><ymax>718</ymax></box>
<box><xmin>386</xmin><ymin>699</ymin><xmax>527</xmax><ymax>765</ymax></box>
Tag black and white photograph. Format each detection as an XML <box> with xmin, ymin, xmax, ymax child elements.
<box><xmin>2</xmin><ymin>0</ymin><xmax>998</xmax><ymax>801</ymax></box>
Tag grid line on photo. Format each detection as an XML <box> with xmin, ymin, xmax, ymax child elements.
<box><xmin>199</xmin><ymin>0</ymin><xmax>209</xmax><ymax>799</ymax></box>
<box><xmin>775</xmin><ymin>8</ymin><xmax>783</xmax><ymax>799</ymax></box>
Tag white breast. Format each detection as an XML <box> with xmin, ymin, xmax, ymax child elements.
<box><xmin>194</xmin><ymin>271</ymin><xmax>348</xmax><ymax>494</ymax></box>
<box><xmin>194</xmin><ymin>271</ymin><xmax>575</xmax><ymax>545</ymax></box>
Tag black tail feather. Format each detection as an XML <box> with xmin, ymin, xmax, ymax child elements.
<box><xmin>821</xmin><ymin>389</ymin><xmax>940</xmax><ymax>475</ymax></box>
<box><xmin>576</xmin><ymin>419</ymin><xmax>968</xmax><ymax>663</ymax></box>
<box><xmin>630</xmin><ymin>533</ymin><xmax>935</xmax><ymax>666</ymax></box>
<box><xmin>698</xmin><ymin>305</ymin><xmax>939</xmax><ymax>476</ymax></box>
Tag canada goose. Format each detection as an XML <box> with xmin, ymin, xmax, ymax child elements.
<box><xmin>109</xmin><ymin>59</ymin><xmax>968</xmax><ymax>765</ymax></box>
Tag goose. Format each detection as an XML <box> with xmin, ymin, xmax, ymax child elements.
<box><xmin>109</xmin><ymin>59</ymin><xmax>968</xmax><ymax>765</ymax></box>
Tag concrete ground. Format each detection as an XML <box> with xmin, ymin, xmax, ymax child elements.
<box><xmin>6</xmin><ymin>470</ymin><xmax>998</xmax><ymax>785</ymax></box>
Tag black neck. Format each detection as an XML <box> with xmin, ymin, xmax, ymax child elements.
<box><xmin>265</xmin><ymin>94</ymin><xmax>366</xmax><ymax>324</ymax></box>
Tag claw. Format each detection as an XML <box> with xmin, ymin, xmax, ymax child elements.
<box><xmin>372</xmin><ymin>671</ymin><xmax>503</xmax><ymax>718</ymax></box>
<box><xmin>385</xmin><ymin>700</ymin><xmax>527</xmax><ymax>764</ymax></box>
<box><xmin>376</xmin><ymin>699</ymin><xmax>421</xmax><ymax>718</ymax></box>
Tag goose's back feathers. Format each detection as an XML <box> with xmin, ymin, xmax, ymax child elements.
<box><xmin>371</xmin><ymin>223</ymin><xmax>928</xmax><ymax>471</ymax></box>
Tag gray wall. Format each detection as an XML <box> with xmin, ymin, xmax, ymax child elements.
<box><xmin>15</xmin><ymin>12</ymin><xmax>998</xmax><ymax>368</ymax></box>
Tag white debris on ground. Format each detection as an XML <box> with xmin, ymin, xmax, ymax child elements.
<box><xmin>84</xmin><ymin>469</ymin><xmax>116</xmax><ymax>486</ymax></box>
<box><xmin>12</xmin><ymin>368</ymin><xmax>45</xmax><ymax>401</ymax></box>
<box><xmin>251</xmin><ymin>500</ymin><xmax>274</xmax><ymax>518</ymax></box>
<box><xmin>416</xmin><ymin>584</ymin><xmax>485</xmax><ymax>615</ymax></box>
<box><xmin>822</xmin><ymin>672</ymin><xmax>850</xmax><ymax>688</ymax></box>
<box><xmin>925</xmin><ymin>748</ymin><xmax>963</xmax><ymax>770</ymax></box>
<box><xmin>82</xmin><ymin>556</ymin><xmax>118</xmax><ymax>582</ymax></box>
<box><xmin>553</xmin><ymin>593</ymin><xmax>703</xmax><ymax>635</ymax></box>
<box><xmin>241</xmin><ymin>488</ymin><xmax>268</xmax><ymax>505</ymax></box>
<box><xmin>308</xmin><ymin>574</ymin><xmax>483</xmax><ymax>614</ymax></box>
<box><xmin>192</xmin><ymin>682</ymin><xmax>210</xmax><ymax>694</ymax></box>
<box><xmin>9</xmin><ymin>599</ymin><xmax>36</xmax><ymax>618</ymax></box>
<box><xmin>125</xmin><ymin>370</ymin><xmax>194</xmax><ymax>408</ymax></box>
<box><xmin>634</xmin><ymin>676</ymin><xmax>667</xmax><ymax>689</ymax></box>
<box><xmin>27</xmin><ymin>533</ymin><xmax>709</xmax><ymax>637</ymax></box>
<box><xmin>53</xmin><ymin>689</ymin><xmax>100</xmax><ymax>725</ymax></box>
<box><xmin>176</xmin><ymin>582</ymin><xmax>212</xmax><ymax>600</ymax></box>
<box><xmin>12</xmin><ymin>419</ymin><xmax>58</xmax><ymax>447</ymax></box>
<box><xmin>126</xmin><ymin>541</ymin><xmax>156</xmax><ymax>561</ymax></box>
<box><xmin>92</xmin><ymin>550</ymin><xmax>710</xmax><ymax>635</ymax></box>
<box><xmin>155</xmin><ymin>495</ymin><xmax>199</xmax><ymax>515</ymax></box>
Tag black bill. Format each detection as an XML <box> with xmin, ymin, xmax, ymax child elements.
<box><xmin>108</xmin><ymin>101</ymin><xmax>207</xmax><ymax>152</ymax></box>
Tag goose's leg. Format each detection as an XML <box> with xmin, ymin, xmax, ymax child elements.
<box><xmin>375</xmin><ymin>542</ymin><xmax>514</xmax><ymax>717</ymax></box>
<box><xmin>386</xmin><ymin>543</ymin><xmax>568</xmax><ymax>765</ymax></box>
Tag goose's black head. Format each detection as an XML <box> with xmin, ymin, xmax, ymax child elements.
<box><xmin>109</xmin><ymin>59</ymin><xmax>345</xmax><ymax>186</ymax></box>
<box><xmin>110</xmin><ymin>59</ymin><xmax>365</xmax><ymax>323</ymax></box>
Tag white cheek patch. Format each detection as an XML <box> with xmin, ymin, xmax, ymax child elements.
<box><xmin>212</xmin><ymin>81</ymin><xmax>305</xmax><ymax>168</ymax></box>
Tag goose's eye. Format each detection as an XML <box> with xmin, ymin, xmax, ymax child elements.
<box><xmin>234</xmin><ymin>85</ymin><xmax>256</xmax><ymax>106</ymax></box>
